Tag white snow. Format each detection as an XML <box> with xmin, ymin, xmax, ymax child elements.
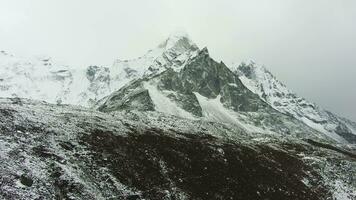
<box><xmin>143</xmin><ymin>81</ymin><xmax>195</xmax><ymax>119</ymax></box>
<box><xmin>332</xmin><ymin>180</ymin><xmax>356</xmax><ymax>200</ymax></box>
<box><xmin>227</xmin><ymin>83</ymin><xmax>238</xmax><ymax>88</ymax></box>
<box><xmin>193</xmin><ymin>92</ymin><xmax>269</xmax><ymax>134</ymax></box>
<box><xmin>300</xmin><ymin>117</ymin><xmax>346</xmax><ymax>143</ymax></box>
<box><xmin>194</xmin><ymin>92</ymin><xmax>238</xmax><ymax>125</ymax></box>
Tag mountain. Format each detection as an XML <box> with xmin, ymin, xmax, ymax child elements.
<box><xmin>2</xmin><ymin>34</ymin><xmax>355</xmax><ymax>145</ymax></box>
<box><xmin>1</xmin><ymin>97</ymin><xmax>355</xmax><ymax>199</ymax></box>
<box><xmin>0</xmin><ymin>32</ymin><xmax>199</xmax><ymax>107</ymax></box>
<box><xmin>0</xmin><ymin>33</ymin><xmax>356</xmax><ymax>143</ymax></box>
<box><xmin>232</xmin><ymin>62</ymin><xmax>356</xmax><ymax>143</ymax></box>
<box><xmin>96</xmin><ymin>46</ymin><xmax>333</xmax><ymax>143</ymax></box>
<box><xmin>95</xmin><ymin>34</ymin><xmax>355</xmax><ymax>144</ymax></box>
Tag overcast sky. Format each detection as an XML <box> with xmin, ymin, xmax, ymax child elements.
<box><xmin>1</xmin><ymin>0</ymin><xmax>355</xmax><ymax>121</ymax></box>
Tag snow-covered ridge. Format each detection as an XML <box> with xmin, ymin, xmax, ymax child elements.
<box><xmin>0</xmin><ymin>32</ymin><xmax>199</xmax><ymax>106</ymax></box>
<box><xmin>232</xmin><ymin>62</ymin><xmax>356</xmax><ymax>143</ymax></box>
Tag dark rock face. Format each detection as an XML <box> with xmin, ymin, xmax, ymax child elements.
<box><xmin>158</xmin><ymin>49</ymin><xmax>266</xmax><ymax>112</ymax></box>
<box><xmin>86</xmin><ymin>66</ymin><xmax>109</xmax><ymax>82</ymax></box>
<box><xmin>236</xmin><ymin>62</ymin><xmax>254</xmax><ymax>79</ymax></box>
<box><xmin>20</xmin><ymin>175</ymin><xmax>33</xmax><ymax>187</ymax></box>
<box><xmin>335</xmin><ymin>123</ymin><xmax>356</xmax><ymax>143</ymax></box>
<box><xmin>98</xmin><ymin>79</ymin><xmax>155</xmax><ymax>112</ymax></box>
<box><xmin>86</xmin><ymin>65</ymin><xmax>111</xmax><ymax>98</ymax></box>
<box><xmin>99</xmin><ymin>48</ymin><xmax>270</xmax><ymax>115</ymax></box>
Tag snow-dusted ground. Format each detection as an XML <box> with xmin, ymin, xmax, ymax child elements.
<box><xmin>0</xmin><ymin>97</ymin><xmax>355</xmax><ymax>199</ymax></box>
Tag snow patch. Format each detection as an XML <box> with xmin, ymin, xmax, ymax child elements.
<box><xmin>143</xmin><ymin>82</ymin><xmax>195</xmax><ymax>120</ymax></box>
<box><xmin>193</xmin><ymin>92</ymin><xmax>267</xmax><ymax>133</ymax></box>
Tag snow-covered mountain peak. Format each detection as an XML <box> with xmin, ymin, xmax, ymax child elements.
<box><xmin>158</xmin><ymin>31</ymin><xmax>198</xmax><ymax>51</ymax></box>
<box><xmin>200</xmin><ymin>47</ymin><xmax>209</xmax><ymax>56</ymax></box>
<box><xmin>232</xmin><ymin>61</ymin><xmax>356</xmax><ymax>143</ymax></box>
<box><xmin>231</xmin><ymin>61</ymin><xmax>288</xmax><ymax>95</ymax></box>
<box><xmin>111</xmin><ymin>32</ymin><xmax>200</xmax><ymax>83</ymax></box>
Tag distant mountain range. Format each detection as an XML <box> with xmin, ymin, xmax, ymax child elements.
<box><xmin>2</xmin><ymin>32</ymin><xmax>354</xmax><ymax>144</ymax></box>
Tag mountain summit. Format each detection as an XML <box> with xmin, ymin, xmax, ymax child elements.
<box><xmin>158</xmin><ymin>31</ymin><xmax>198</xmax><ymax>51</ymax></box>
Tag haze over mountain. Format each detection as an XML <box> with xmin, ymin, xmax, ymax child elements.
<box><xmin>1</xmin><ymin>0</ymin><xmax>356</xmax><ymax>121</ymax></box>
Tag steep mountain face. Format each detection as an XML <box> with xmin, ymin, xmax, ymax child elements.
<box><xmin>0</xmin><ymin>32</ymin><xmax>199</xmax><ymax>107</ymax></box>
<box><xmin>233</xmin><ymin>62</ymin><xmax>356</xmax><ymax>143</ymax></box>
<box><xmin>0</xmin><ymin>50</ymin><xmax>107</xmax><ymax>106</ymax></box>
<box><xmin>1</xmin><ymin>97</ymin><xmax>355</xmax><ymax>199</ymax></box>
<box><xmin>0</xmin><ymin>51</ymin><xmax>74</xmax><ymax>104</ymax></box>
<box><xmin>97</xmin><ymin>48</ymin><xmax>331</xmax><ymax>142</ymax></box>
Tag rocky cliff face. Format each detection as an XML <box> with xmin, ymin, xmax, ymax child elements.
<box><xmin>1</xmin><ymin>98</ymin><xmax>355</xmax><ymax>199</ymax></box>
<box><xmin>97</xmin><ymin>47</ymin><xmax>333</xmax><ymax>143</ymax></box>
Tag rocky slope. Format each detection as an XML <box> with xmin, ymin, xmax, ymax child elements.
<box><xmin>1</xmin><ymin>97</ymin><xmax>355</xmax><ymax>199</ymax></box>
<box><xmin>96</xmin><ymin>47</ymin><xmax>338</xmax><ymax>143</ymax></box>
<box><xmin>233</xmin><ymin>62</ymin><xmax>356</xmax><ymax>144</ymax></box>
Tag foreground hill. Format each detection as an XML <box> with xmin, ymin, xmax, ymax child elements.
<box><xmin>0</xmin><ymin>97</ymin><xmax>355</xmax><ymax>199</ymax></box>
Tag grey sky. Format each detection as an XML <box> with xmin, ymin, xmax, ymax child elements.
<box><xmin>1</xmin><ymin>0</ymin><xmax>355</xmax><ymax>121</ymax></box>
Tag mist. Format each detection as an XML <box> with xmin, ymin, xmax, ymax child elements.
<box><xmin>1</xmin><ymin>0</ymin><xmax>355</xmax><ymax>121</ymax></box>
